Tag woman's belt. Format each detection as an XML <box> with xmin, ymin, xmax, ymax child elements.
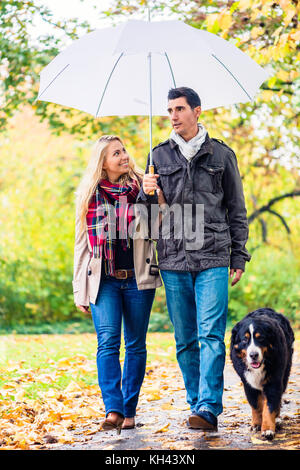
<box><xmin>113</xmin><ymin>269</ymin><xmax>134</xmax><ymax>280</ymax></box>
<box><xmin>102</xmin><ymin>261</ymin><xmax>134</xmax><ymax>280</ymax></box>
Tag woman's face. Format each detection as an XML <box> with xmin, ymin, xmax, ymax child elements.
<box><xmin>102</xmin><ymin>139</ymin><xmax>130</xmax><ymax>182</ymax></box>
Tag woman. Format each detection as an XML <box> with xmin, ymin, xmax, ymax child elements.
<box><xmin>73</xmin><ymin>135</ymin><xmax>162</xmax><ymax>434</ymax></box>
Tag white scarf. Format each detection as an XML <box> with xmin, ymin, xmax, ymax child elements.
<box><xmin>170</xmin><ymin>123</ymin><xmax>207</xmax><ymax>161</ymax></box>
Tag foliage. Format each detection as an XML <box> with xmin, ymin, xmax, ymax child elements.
<box><xmin>0</xmin><ymin>0</ymin><xmax>92</xmax><ymax>131</ymax></box>
<box><xmin>228</xmin><ymin>249</ymin><xmax>300</xmax><ymax>327</ymax></box>
<box><xmin>0</xmin><ymin>107</ymin><xmax>299</xmax><ymax>327</ymax></box>
<box><xmin>105</xmin><ymin>0</ymin><xmax>300</xmax><ymax>232</ymax></box>
<box><xmin>0</xmin><ymin>319</ymin><xmax>94</xmax><ymax>335</ymax></box>
<box><xmin>0</xmin><ymin>1</ymin><xmax>299</xmax><ymax>327</ymax></box>
<box><xmin>0</xmin><ymin>0</ymin><xmax>169</xmax><ymax>141</ymax></box>
<box><xmin>0</xmin><ymin>332</ymin><xmax>299</xmax><ymax>450</ymax></box>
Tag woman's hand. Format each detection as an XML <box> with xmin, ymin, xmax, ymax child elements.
<box><xmin>76</xmin><ymin>305</ymin><xmax>90</xmax><ymax>314</ymax></box>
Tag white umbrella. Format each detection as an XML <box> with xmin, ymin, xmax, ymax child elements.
<box><xmin>37</xmin><ymin>17</ymin><xmax>269</xmax><ymax>167</ymax></box>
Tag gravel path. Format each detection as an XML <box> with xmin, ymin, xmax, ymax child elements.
<box><xmin>53</xmin><ymin>347</ymin><xmax>300</xmax><ymax>451</ymax></box>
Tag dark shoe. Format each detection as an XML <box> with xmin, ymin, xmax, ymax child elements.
<box><xmin>188</xmin><ymin>411</ymin><xmax>218</xmax><ymax>431</ymax></box>
<box><xmin>101</xmin><ymin>413</ymin><xmax>124</xmax><ymax>435</ymax></box>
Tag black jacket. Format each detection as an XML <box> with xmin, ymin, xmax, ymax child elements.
<box><xmin>137</xmin><ymin>133</ymin><xmax>251</xmax><ymax>272</ymax></box>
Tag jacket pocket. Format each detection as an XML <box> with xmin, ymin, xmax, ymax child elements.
<box><xmin>198</xmin><ymin>165</ymin><xmax>224</xmax><ymax>193</ymax></box>
<box><xmin>207</xmin><ymin>222</ymin><xmax>231</xmax><ymax>253</ymax></box>
<box><xmin>157</xmin><ymin>165</ymin><xmax>183</xmax><ymax>202</ymax></box>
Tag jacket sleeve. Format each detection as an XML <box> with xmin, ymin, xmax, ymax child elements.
<box><xmin>72</xmin><ymin>206</ymin><xmax>90</xmax><ymax>306</ymax></box>
<box><xmin>222</xmin><ymin>150</ymin><xmax>251</xmax><ymax>271</ymax></box>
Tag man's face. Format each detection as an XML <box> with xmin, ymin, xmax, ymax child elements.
<box><xmin>167</xmin><ymin>96</ymin><xmax>201</xmax><ymax>139</ymax></box>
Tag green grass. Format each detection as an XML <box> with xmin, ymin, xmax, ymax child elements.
<box><xmin>0</xmin><ymin>332</ymin><xmax>176</xmax><ymax>400</ymax></box>
<box><xmin>1</xmin><ymin>330</ymin><xmax>299</xmax><ymax>401</ymax></box>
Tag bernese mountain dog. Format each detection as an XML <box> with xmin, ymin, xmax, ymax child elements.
<box><xmin>230</xmin><ymin>308</ymin><xmax>294</xmax><ymax>440</ymax></box>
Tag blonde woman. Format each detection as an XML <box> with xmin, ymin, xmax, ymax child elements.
<box><xmin>73</xmin><ymin>135</ymin><xmax>162</xmax><ymax>434</ymax></box>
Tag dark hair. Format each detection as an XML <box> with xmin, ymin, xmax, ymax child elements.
<box><xmin>168</xmin><ymin>87</ymin><xmax>201</xmax><ymax>109</ymax></box>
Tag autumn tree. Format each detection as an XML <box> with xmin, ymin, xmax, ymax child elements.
<box><xmin>103</xmin><ymin>0</ymin><xmax>300</xmax><ymax>244</ymax></box>
<box><xmin>0</xmin><ymin>1</ymin><xmax>299</xmax><ymax>325</ymax></box>
<box><xmin>0</xmin><ymin>0</ymin><xmax>150</xmax><ymax>144</ymax></box>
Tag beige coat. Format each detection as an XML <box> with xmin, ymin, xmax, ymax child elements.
<box><xmin>72</xmin><ymin>205</ymin><xmax>162</xmax><ymax>306</ymax></box>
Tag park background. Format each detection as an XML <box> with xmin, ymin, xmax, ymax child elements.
<box><xmin>0</xmin><ymin>0</ymin><xmax>299</xmax><ymax>333</ymax></box>
<box><xmin>0</xmin><ymin>0</ymin><xmax>299</xmax><ymax>451</ymax></box>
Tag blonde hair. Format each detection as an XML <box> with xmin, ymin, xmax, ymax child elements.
<box><xmin>75</xmin><ymin>135</ymin><xmax>144</xmax><ymax>234</ymax></box>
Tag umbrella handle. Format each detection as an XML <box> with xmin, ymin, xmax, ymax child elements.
<box><xmin>148</xmin><ymin>164</ymin><xmax>155</xmax><ymax>196</ymax></box>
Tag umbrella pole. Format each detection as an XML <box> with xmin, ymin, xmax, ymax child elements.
<box><xmin>148</xmin><ymin>51</ymin><xmax>153</xmax><ymax>168</ymax></box>
<box><xmin>147</xmin><ymin>56</ymin><xmax>155</xmax><ymax>195</ymax></box>
<box><xmin>147</xmin><ymin>5</ymin><xmax>155</xmax><ymax>195</ymax></box>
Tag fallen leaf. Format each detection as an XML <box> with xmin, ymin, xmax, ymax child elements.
<box><xmin>154</xmin><ymin>423</ymin><xmax>170</xmax><ymax>434</ymax></box>
<box><xmin>251</xmin><ymin>436</ymin><xmax>273</xmax><ymax>445</ymax></box>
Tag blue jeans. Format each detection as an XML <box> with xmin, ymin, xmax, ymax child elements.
<box><xmin>161</xmin><ymin>267</ymin><xmax>228</xmax><ymax>417</ymax></box>
<box><xmin>90</xmin><ymin>274</ymin><xmax>155</xmax><ymax>418</ymax></box>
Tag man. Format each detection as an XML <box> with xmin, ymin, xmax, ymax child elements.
<box><xmin>138</xmin><ymin>87</ymin><xmax>251</xmax><ymax>431</ymax></box>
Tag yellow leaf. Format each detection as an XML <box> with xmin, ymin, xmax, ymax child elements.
<box><xmin>272</xmin><ymin>26</ymin><xmax>283</xmax><ymax>38</ymax></box>
<box><xmin>218</xmin><ymin>12</ymin><xmax>233</xmax><ymax>31</ymax></box>
<box><xmin>291</xmin><ymin>30</ymin><xmax>300</xmax><ymax>42</ymax></box>
<box><xmin>206</xmin><ymin>13</ymin><xmax>220</xmax><ymax>33</ymax></box>
<box><xmin>14</xmin><ymin>389</ymin><xmax>26</xmax><ymax>401</ymax></box>
<box><xmin>261</xmin><ymin>90</ymin><xmax>274</xmax><ymax>102</ymax></box>
<box><xmin>278</xmin><ymin>0</ymin><xmax>292</xmax><ymax>9</ymax></box>
<box><xmin>57</xmin><ymin>357</ymin><xmax>72</xmax><ymax>367</ymax></box>
<box><xmin>251</xmin><ymin>436</ymin><xmax>272</xmax><ymax>445</ymax></box>
<box><xmin>78</xmin><ymin>406</ymin><xmax>100</xmax><ymax>418</ymax></box>
<box><xmin>250</xmin><ymin>8</ymin><xmax>260</xmax><ymax>22</ymax></box>
<box><xmin>16</xmin><ymin>439</ymin><xmax>30</xmax><ymax>450</ymax></box>
<box><xmin>40</xmin><ymin>389</ymin><xmax>60</xmax><ymax>399</ymax></box>
<box><xmin>154</xmin><ymin>423</ymin><xmax>170</xmax><ymax>434</ymax></box>
<box><xmin>251</xmin><ymin>27</ymin><xmax>264</xmax><ymax>40</ymax></box>
<box><xmin>161</xmin><ymin>401</ymin><xmax>174</xmax><ymax>410</ymax></box>
<box><xmin>206</xmin><ymin>13</ymin><xmax>218</xmax><ymax>28</ymax></box>
<box><xmin>64</xmin><ymin>381</ymin><xmax>82</xmax><ymax>394</ymax></box>
<box><xmin>238</xmin><ymin>0</ymin><xmax>252</xmax><ymax>10</ymax></box>
<box><xmin>47</xmin><ymin>411</ymin><xmax>62</xmax><ymax>423</ymax></box>
<box><xmin>277</xmin><ymin>70</ymin><xmax>290</xmax><ymax>81</ymax></box>
<box><xmin>146</xmin><ymin>392</ymin><xmax>162</xmax><ymax>401</ymax></box>
<box><xmin>284</xmin><ymin>7</ymin><xmax>296</xmax><ymax>27</ymax></box>
<box><xmin>35</xmin><ymin>373</ymin><xmax>55</xmax><ymax>384</ymax></box>
<box><xmin>58</xmin><ymin>436</ymin><xmax>75</xmax><ymax>444</ymax></box>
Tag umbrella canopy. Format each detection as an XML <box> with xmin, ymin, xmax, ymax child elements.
<box><xmin>37</xmin><ymin>19</ymin><xmax>269</xmax><ymax>117</ymax></box>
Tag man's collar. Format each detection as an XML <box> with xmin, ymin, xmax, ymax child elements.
<box><xmin>169</xmin><ymin>132</ymin><xmax>214</xmax><ymax>155</ymax></box>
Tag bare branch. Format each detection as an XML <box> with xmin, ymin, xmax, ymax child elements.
<box><xmin>266</xmin><ymin>209</ymin><xmax>291</xmax><ymax>234</ymax></box>
<box><xmin>248</xmin><ymin>191</ymin><xmax>300</xmax><ymax>223</ymax></box>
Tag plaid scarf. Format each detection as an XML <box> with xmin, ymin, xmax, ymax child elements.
<box><xmin>86</xmin><ymin>178</ymin><xmax>139</xmax><ymax>276</ymax></box>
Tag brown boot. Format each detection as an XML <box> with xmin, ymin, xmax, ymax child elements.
<box><xmin>101</xmin><ymin>412</ymin><xmax>124</xmax><ymax>435</ymax></box>
<box><xmin>122</xmin><ymin>417</ymin><xmax>135</xmax><ymax>429</ymax></box>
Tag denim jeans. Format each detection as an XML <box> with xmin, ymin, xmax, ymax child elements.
<box><xmin>161</xmin><ymin>267</ymin><xmax>228</xmax><ymax>417</ymax></box>
<box><xmin>90</xmin><ymin>274</ymin><xmax>155</xmax><ymax>418</ymax></box>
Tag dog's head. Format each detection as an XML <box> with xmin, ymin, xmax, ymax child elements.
<box><xmin>231</xmin><ymin>318</ymin><xmax>274</xmax><ymax>370</ymax></box>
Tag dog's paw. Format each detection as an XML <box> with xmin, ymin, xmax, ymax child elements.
<box><xmin>250</xmin><ymin>424</ymin><xmax>261</xmax><ymax>432</ymax></box>
<box><xmin>275</xmin><ymin>418</ymin><xmax>283</xmax><ymax>431</ymax></box>
<box><xmin>261</xmin><ymin>430</ymin><xmax>275</xmax><ymax>441</ymax></box>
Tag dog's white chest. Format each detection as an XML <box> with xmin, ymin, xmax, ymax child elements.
<box><xmin>244</xmin><ymin>366</ymin><xmax>266</xmax><ymax>391</ymax></box>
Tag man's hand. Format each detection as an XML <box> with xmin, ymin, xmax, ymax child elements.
<box><xmin>76</xmin><ymin>305</ymin><xmax>90</xmax><ymax>314</ymax></box>
<box><xmin>143</xmin><ymin>173</ymin><xmax>160</xmax><ymax>195</ymax></box>
<box><xmin>230</xmin><ymin>268</ymin><xmax>244</xmax><ymax>286</ymax></box>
